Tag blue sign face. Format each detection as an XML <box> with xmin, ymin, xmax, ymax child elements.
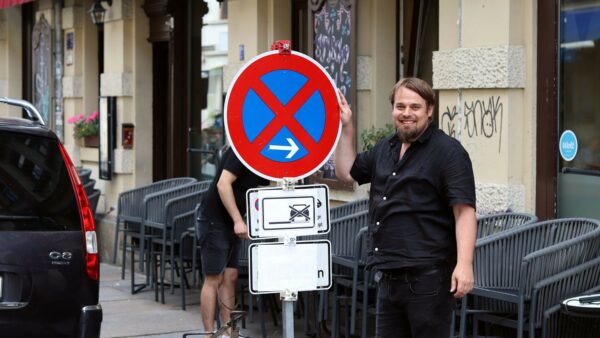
<box><xmin>559</xmin><ymin>130</ymin><xmax>578</xmax><ymax>162</ymax></box>
<box><xmin>241</xmin><ymin>69</ymin><xmax>326</xmax><ymax>163</ymax></box>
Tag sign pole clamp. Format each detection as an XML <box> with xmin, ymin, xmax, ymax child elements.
<box><xmin>271</xmin><ymin>39</ymin><xmax>292</xmax><ymax>54</ymax></box>
<box><xmin>280</xmin><ymin>289</ymin><xmax>298</xmax><ymax>302</ymax></box>
<box><xmin>282</xmin><ymin>236</ymin><xmax>296</xmax><ymax>247</ymax></box>
<box><xmin>280</xmin><ymin>177</ymin><xmax>297</xmax><ymax>191</ymax></box>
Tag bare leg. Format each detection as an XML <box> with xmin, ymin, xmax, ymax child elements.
<box><xmin>219</xmin><ymin>268</ymin><xmax>239</xmax><ymax>335</ymax></box>
<box><xmin>201</xmin><ymin>273</ymin><xmax>224</xmax><ymax>333</ymax></box>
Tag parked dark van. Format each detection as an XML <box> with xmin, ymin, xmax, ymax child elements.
<box><xmin>0</xmin><ymin>98</ymin><xmax>102</xmax><ymax>337</ymax></box>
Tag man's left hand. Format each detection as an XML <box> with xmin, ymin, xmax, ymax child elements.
<box><xmin>234</xmin><ymin>220</ymin><xmax>249</xmax><ymax>239</ymax></box>
<box><xmin>450</xmin><ymin>262</ymin><xmax>474</xmax><ymax>298</ymax></box>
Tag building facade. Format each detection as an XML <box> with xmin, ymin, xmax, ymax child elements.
<box><xmin>1</xmin><ymin>0</ymin><xmax>599</xmax><ymax>260</ymax></box>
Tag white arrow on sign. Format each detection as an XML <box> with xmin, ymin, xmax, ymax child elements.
<box><xmin>269</xmin><ymin>138</ymin><xmax>299</xmax><ymax>159</ymax></box>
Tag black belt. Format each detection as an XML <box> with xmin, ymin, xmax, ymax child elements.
<box><xmin>380</xmin><ymin>266</ymin><xmax>443</xmax><ymax>280</ymax></box>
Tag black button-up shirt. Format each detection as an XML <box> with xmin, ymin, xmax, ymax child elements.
<box><xmin>350</xmin><ymin>124</ymin><xmax>476</xmax><ymax>270</ymax></box>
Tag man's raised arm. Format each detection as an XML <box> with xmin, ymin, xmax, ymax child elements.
<box><xmin>334</xmin><ymin>90</ymin><xmax>357</xmax><ymax>183</ymax></box>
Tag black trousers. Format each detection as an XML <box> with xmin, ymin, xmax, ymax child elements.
<box><xmin>375</xmin><ymin>266</ymin><xmax>455</xmax><ymax>338</ymax></box>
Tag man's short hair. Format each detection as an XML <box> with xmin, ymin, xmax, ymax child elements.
<box><xmin>389</xmin><ymin>77</ymin><xmax>436</xmax><ymax>108</ymax></box>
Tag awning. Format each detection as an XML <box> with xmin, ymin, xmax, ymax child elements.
<box><xmin>0</xmin><ymin>0</ymin><xmax>34</xmax><ymax>9</ymax></box>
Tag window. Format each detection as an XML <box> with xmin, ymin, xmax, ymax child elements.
<box><xmin>0</xmin><ymin>131</ymin><xmax>80</xmax><ymax>231</ymax></box>
<box><xmin>559</xmin><ymin>0</ymin><xmax>600</xmax><ymax>173</ymax></box>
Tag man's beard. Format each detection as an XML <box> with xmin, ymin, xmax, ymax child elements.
<box><xmin>397</xmin><ymin>126</ymin><xmax>420</xmax><ymax>143</ymax></box>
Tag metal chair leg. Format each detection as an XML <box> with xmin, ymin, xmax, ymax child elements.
<box><xmin>112</xmin><ymin>217</ymin><xmax>121</xmax><ymax>264</ymax></box>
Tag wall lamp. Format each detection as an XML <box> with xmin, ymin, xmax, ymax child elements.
<box><xmin>88</xmin><ymin>0</ymin><xmax>113</xmax><ymax>28</ymax></box>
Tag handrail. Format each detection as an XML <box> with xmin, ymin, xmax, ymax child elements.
<box><xmin>561</xmin><ymin>167</ymin><xmax>600</xmax><ymax>177</ymax></box>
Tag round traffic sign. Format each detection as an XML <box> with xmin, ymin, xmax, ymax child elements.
<box><xmin>225</xmin><ymin>50</ymin><xmax>340</xmax><ymax>181</ymax></box>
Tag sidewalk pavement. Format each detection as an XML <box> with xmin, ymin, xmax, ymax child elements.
<box><xmin>99</xmin><ymin>263</ymin><xmax>310</xmax><ymax>338</ymax></box>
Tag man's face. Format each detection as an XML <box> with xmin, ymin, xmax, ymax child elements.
<box><xmin>392</xmin><ymin>87</ymin><xmax>433</xmax><ymax>143</ymax></box>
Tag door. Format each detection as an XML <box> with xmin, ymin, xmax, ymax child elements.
<box><xmin>557</xmin><ymin>0</ymin><xmax>600</xmax><ymax>218</ymax></box>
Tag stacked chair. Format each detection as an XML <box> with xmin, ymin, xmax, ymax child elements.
<box><xmin>178</xmin><ymin>204</ymin><xmax>276</xmax><ymax>338</ymax></box>
<box><xmin>179</xmin><ymin>203</ymin><xmax>207</xmax><ymax>311</ymax></box>
<box><xmin>475</xmin><ymin>212</ymin><xmax>538</xmax><ymax>239</ymax></box>
<box><xmin>237</xmin><ymin>237</ymin><xmax>279</xmax><ymax>338</ymax></box>
<box><xmin>113</xmin><ymin>178</ymin><xmax>197</xmax><ymax>262</ymax></box>
<box><xmin>448</xmin><ymin>211</ymin><xmax>538</xmax><ymax>336</ymax></box>
<box><xmin>329</xmin><ymin>210</ymin><xmax>372</xmax><ymax>338</ymax></box>
<box><xmin>112</xmin><ymin>177</ymin><xmax>199</xmax><ymax>292</ymax></box>
<box><xmin>325</xmin><ymin>207</ymin><xmax>541</xmax><ymax>338</ymax></box>
<box><xmin>144</xmin><ymin>184</ymin><xmax>211</xmax><ymax>303</ymax></box>
<box><xmin>538</xmin><ymin>256</ymin><xmax>600</xmax><ymax>338</ymax></box>
<box><xmin>458</xmin><ymin>217</ymin><xmax>600</xmax><ymax>338</ymax></box>
<box><xmin>133</xmin><ymin>180</ymin><xmax>211</xmax><ymax>295</ymax></box>
<box><xmin>307</xmin><ymin>198</ymin><xmax>370</xmax><ymax>338</ymax></box>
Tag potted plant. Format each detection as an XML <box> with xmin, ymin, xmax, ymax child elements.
<box><xmin>360</xmin><ymin>123</ymin><xmax>395</xmax><ymax>151</ymax></box>
<box><xmin>68</xmin><ymin>111</ymin><xmax>99</xmax><ymax>147</ymax></box>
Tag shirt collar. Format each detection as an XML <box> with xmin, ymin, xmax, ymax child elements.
<box><xmin>416</xmin><ymin>122</ymin><xmax>435</xmax><ymax>144</ymax></box>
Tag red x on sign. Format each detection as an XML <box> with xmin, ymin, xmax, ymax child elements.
<box><xmin>225</xmin><ymin>50</ymin><xmax>340</xmax><ymax>181</ymax></box>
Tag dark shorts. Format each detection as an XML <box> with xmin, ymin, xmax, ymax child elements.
<box><xmin>197</xmin><ymin>214</ymin><xmax>241</xmax><ymax>275</ymax></box>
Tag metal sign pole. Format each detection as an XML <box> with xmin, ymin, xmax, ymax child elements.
<box><xmin>280</xmin><ymin>178</ymin><xmax>297</xmax><ymax>338</ymax></box>
<box><xmin>281</xmin><ymin>289</ymin><xmax>297</xmax><ymax>338</ymax></box>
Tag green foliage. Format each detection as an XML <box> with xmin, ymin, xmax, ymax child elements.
<box><xmin>360</xmin><ymin>123</ymin><xmax>395</xmax><ymax>151</ymax></box>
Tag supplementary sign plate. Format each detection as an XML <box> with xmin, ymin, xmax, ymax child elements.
<box><xmin>249</xmin><ymin>240</ymin><xmax>332</xmax><ymax>294</ymax></box>
<box><xmin>246</xmin><ymin>184</ymin><xmax>329</xmax><ymax>238</ymax></box>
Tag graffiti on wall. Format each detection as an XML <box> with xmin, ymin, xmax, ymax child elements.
<box><xmin>308</xmin><ymin>0</ymin><xmax>355</xmax><ymax>190</ymax></box>
<box><xmin>441</xmin><ymin>96</ymin><xmax>504</xmax><ymax>153</ymax></box>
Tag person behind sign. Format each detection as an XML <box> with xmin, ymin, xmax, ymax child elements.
<box><xmin>334</xmin><ymin>77</ymin><xmax>477</xmax><ymax>337</ymax></box>
<box><xmin>197</xmin><ymin>146</ymin><xmax>269</xmax><ymax>337</ymax></box>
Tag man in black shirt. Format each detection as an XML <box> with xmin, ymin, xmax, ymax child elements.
<box><xmin>197</xmin><ymin>147</ymin><xmax>269</xmax><ymax>336</ymax></box>
<box><xmin>334</xmin><ymin>77</ymin><xmax>477</xmax><ymax>337</ymax></box>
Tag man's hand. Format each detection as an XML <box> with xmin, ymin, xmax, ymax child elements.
<box><xmin>233</xmin><ymin>219</ymin><xmax>249</xmax><ymax>239</ymax></box>
<box><xmin>450</xmin><ymin>262</ymin><xmax>474</xmax><ymax>298</ymax></box>
<box><xmin>338</xmin><ymin>89</ymin><xmax>353</xmax><ymax>126</ymax></box>
<box><xmin>452</xmin><ymin>203</ymin><xmax>476</xmax><ymax>298</ymax></box>
<box><xmin>334</xmin><ymin>89</ymin><xmax>357</xmax><ymax>183</ymax></box>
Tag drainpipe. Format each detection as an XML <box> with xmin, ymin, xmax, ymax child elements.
<box><xmin>456</xmin><ymin>0</ymin><xmax>462</xmax><ymax>142</ymax></box>
<box><xmin>54</xmin><ymin>0</ymin><xmax>64</xmax><ymax>140</ymax></box>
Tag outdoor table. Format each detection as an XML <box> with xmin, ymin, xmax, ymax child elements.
<box><xmin>561</xmin><ymin>293</ymin><xmax>600</xmax><ymax>318</ymax></box>
<box><xmin>558</xmin><ymin>293</ymin><xmax>600</xmax><ymax>337</ymax></box>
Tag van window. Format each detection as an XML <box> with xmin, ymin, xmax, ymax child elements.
<box><xmin>0</xmin><ymin>131</ymin><xmax>80</xmax><ymax>231</ymax></box>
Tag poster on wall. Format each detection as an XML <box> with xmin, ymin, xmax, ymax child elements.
<box><xmin>308</xmin><ymin>0</ymin><xmax>356</xmax><ymax>190</ymax></box>
<box><xmin>32</xmin><ymin>15</ymin><xmax>52</xmax><ymax>126</ymax></box>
